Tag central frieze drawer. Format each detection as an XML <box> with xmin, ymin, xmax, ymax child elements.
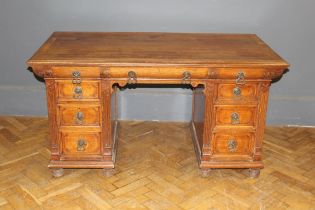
<box><xmin>58</xmin><ymin>104</ymin><xmax>101</xmax><ymax>126</ymax></box>
<box><xmin>109</xmin><ymin>67</ymin><xmax>208</xmax><ymax>79</ymax></box>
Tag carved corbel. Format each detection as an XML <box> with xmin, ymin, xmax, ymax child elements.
<box><xmin>29</xmin><ymin>66</ymin><xmax>44</xmax><ymax>78</ymax></box>
<box><xmin>28</xmin><ymin>65</ymin><xmax>52</xmax><ymax>78</ymax></box>
<box><xmin>263</xmin><ymin>69</ymin><xmax>285</xmax><ymax>80</ymax></box>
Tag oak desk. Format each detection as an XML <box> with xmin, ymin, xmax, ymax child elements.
<box><xmin>27</xmin><ymin>32</ymin><xmax>289</xmax><ymax>178</ymax></box>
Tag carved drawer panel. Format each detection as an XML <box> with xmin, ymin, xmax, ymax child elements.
<box><xmin>109</xmin><ymin>66</ymin><xmax>208</xmax><ymax>79</ymax></box>
<box><xmin>212</xmin><ymin>132</ymin><xmax>254</xmax><ymax>157</ymax></box>
<box><xmin>52</xmin><ymin>66</ymin><xmax>100</xmax><ymax>78</ymax></box>
<box><xmin>209</xmin><ymin>68</ymin><xmax>283</xmax><ymax>80</ymax></box>
<box><xmin>56</xmin><ymin>80</ymin><xmax>100</xmax><ymax>101</ymax></box>
<box><xmin>217</xmin><ymin>83</ymin><xmax>258</xmax><ymax>101</ymax></box>
<box><xmin>215</xmin><ymin>106</ymin><xmax>256</xmax><ymax>126</ymax></box>
<box><xmin>58</xmin><ymin>104</ymin><xmax>101</xmax><ymax>126</ymax></box>
<box><xmin>60</xmin><ymin>132</ymin><xmax>101</xmax><ymax>157</ymax></box>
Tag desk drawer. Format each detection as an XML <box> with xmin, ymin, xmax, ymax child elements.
<box><xmin>60</xmin><ymin>132</ymin><xmax>101</xmax><ymax>156</ymax></box>
<box><xmin>52</xmin><ymin>66</ymin><xmax>100</xmax><ymax>78</ymax></box>
<box><xmin>56</xmin><ymin>80</ymin><xmax>100</xmax><ymax>101</ymax></box>
<box><xmin>212</xmin><ymin>132</ymin><xmax>254</xmax><ymax>157</ymax></box>
<box><xmin>109</xmin><ymin>67</ymin><xmax>208</xmax><ymax>79</ymax></box>
<box><xmin>209</xmin><ymin>68</ymin><xmax>283</xmax><ymax>80</ymax></box>
<box><xmin>217</xmin><ymin>83</ymin><xmax>258</xmax><ymax>101</ymax></box>
<box><xmin>58</xmin><ymin>104</ymin><xmax>101</xmax><ymax>126</ymax></box>
<box><xmin>215</xmin><ymin>106</ymin><xmax>256</xmax><ymax>126</ymax></box>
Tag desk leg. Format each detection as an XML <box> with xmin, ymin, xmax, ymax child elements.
<box><xmin>200</xmin><ymin>168</ymin><xmax>212</xmax><ymax>177</ymax></box>
<box><xmin>52</xmin><ymin>168</ymin><xmax>64</xmax><ymax>178</ymax></box>
<box><xmin>103</xmin><ymin>168</ymin><xmax>116</xmax><ymax>177</ymax></box>
<box><xmin>249</xmin><ymin>168</ymin><xmax>260</xmax><ymax>178</ymax></box>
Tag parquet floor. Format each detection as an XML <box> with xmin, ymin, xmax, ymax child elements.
<box><xmin>0</xmin><ymin>116</ymin><xmax>314</xmax><ymax>210</ymax></box>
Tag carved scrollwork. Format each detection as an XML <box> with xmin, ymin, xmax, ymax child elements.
<box><xmin>115</xmin><ymin>80</ymin><xmax>128</xmax><ymax>88</ymax></box>
<box><xmin>44</xmin><ymin>70</ymin><xmax>54</xmax><ymax>78</ymax></box>
<box><xmin>260</xmin><ymin>82</ymin><xmax>270</xmax><ymax>92</ymax></box>
<box><xmin>208</xmin><ymin>69</ymin><xmax>218</xmax><ymax>79</ymax></box>
<box><xmin>45</xmin><ymin>79</ymin><xmax>55</xmax><ymax>90</ymax></box>
<box><xmin>100</xmin><ymin>66</ymin><xmax>110</xmax><ymax>78</ymax></box>
<box><xmin>51</xmin><ymin>144</ymin><xmax>58</xmax><ymax>153</ymax></box>
<box><xmin>191</xmin><ymin>81</ymin><xmax>206</xmax><ymax>88</ymax></box>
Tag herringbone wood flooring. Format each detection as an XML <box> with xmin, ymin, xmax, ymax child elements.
<box><xmin>0</xmin><ymin>116</ymin><xmax>314</xmax><ymax>210</ymax></box>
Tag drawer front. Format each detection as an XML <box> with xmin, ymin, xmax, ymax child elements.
<box><xmin>209</xmin><ymin>68</ymin><xmax>283</xmax><ymax>80</ymax></box>
<box><xmin>58</xmin><ymin>104</ymin><xmax>101</xmax><ymax>126</ymax></box>
<box><xmin>213</xmin><ymin>132</ymin><xmax>254</xmax><ymax>156</ymax></box>
<box><xmin>52</xmin><ymin>66</ymin><xmax>100</xmax><ymax>78</ymax></box>
<box><xmin>215</xmin><ymin>106</ymin><xmax>256</xmax><ymax>126</ymax></box>
<box><xmin>109</xmin><ymin>66</ymin><xmax>208</xmax><ymax>79</ymax></box>
<box><xmin>217</xmin><ymin>83</ymin><xmax>258</xmax><ymax>101</ymax></box>
<box><xmin>60</xmin><ymin>132</ymin><xmax>101</xmax><ymax>156</ymax></box>
<box><xmin>56</xmin><ymin>80</ymin><xmax>100</xmax><ymax>100</ymax></box>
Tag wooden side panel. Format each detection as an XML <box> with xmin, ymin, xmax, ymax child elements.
<box><xmin>253</xmin><ymin>82</ymin><xmax>271</xmax><ymax>161</ymax></box>
<box><xmin>101</xmin><ymin>80</ymin><xmax>113</xmax><ymax>160</ymax></box>
<box><xmin>111</xmin><ymin>86</ymin><xmax>118</xmax><ymax>136</ymax></box>
<box><xmin>202</xmin><ymin>82</ymin><xmax>217</xmax><ymax>161</ymax></box>
<box><xmin>192</xmin><ymin>86</ymin><xmax>205</xmax><ymax>151</ymax></box>
<box><xmin>45</xmin><ymin>78</ymin><xmax>60</xmax><ymax>161</ymax></box>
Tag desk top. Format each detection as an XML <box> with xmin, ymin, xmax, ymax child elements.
<box><xmin>28</xmin><ymin>32</ymin><xmax>288</xmax><ymax>68</ymax></box>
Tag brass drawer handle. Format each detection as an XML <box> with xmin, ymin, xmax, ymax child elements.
<box><xmin>73</xmin><ymin>86</ymin><xmax>83</xmax><ymax>99</ymax></box>
<box><xmin>127</xmin><ymin>71</ymin><xmax>137</xmax><ymax>84</ymax></box>
<box><xmin>231</xmin><ymin>112</ymin><xmax>240</xmax><ymax>124</ymax></box>
<box><xmin>233</xmin><ymin>87</ymin><xmax>241</xmax><ymax>97</ymax></box>
<box><xmin>236</xmin><ymin>72</ymin><xmax>245</xmax><ymax>85</ymax></box>
<box><xmin>72</xmin><ymin>71</ymin><xmax>81</xmax><ymax>77</ymax></box>
<box><xmin>77</xmin><ymin>139</ymin><xmax>87</xmax><ymax>151</ymax></box>
<box><xmin>182</xmin><ymin>71</ymin><xmax>191</xmax><ymax>84</ymax></box>
<box><xmin>72</xmin><ymin>71</ymin><xmax>81</xmax><ymax>84</ymax></box>
<box><xmin>227</xmin><ymin>139</ymin><xmax>238</xmax><ymax>152</ymax></box>
<box><xmin>75</xmin><ymin>111</ymin><xmax>84</xmax><ymax>124</ymax></box>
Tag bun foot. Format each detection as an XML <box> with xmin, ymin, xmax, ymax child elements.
<box><xmin>200</xmin><ymin>168</ymin><xmax>211</xmax><ymax>177</ymax></box>
<box><xmin>52</xmin><ymin>168</ymin><xmax>64</xmax><ymax>178</ymax></box>
<box><xmin>249</xmin><ymin>168</ymin><xmax>260</xmax><ymax>178</ymax></box>
<box><xmin>103</xmin><ymin>168</ymin><xmax>116</xmax><ymax>177</ymax></box>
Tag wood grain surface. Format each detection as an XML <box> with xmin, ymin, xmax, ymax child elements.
<box><xmin>27</xmin><ymin>32</ymin><xmax>288</xmax><ymax>67</ymax></box>
<box><xmin>26</xmin><ymin>32</ymin><xmax>289</xmax><ymax>175</ymax></box>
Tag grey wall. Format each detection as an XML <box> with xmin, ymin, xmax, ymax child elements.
<box><xmin>0</xmin><ymin>0</ymin><xmax>314</xmax><ymax>125</ymax></box>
